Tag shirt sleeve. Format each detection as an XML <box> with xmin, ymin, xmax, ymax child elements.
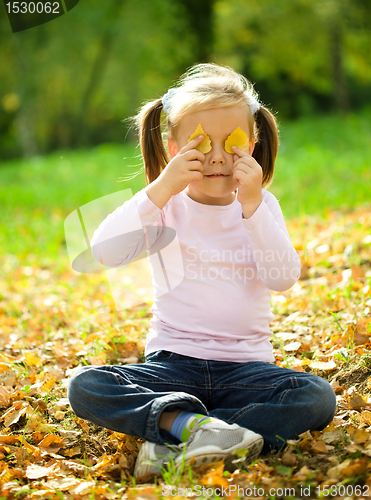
<box><xmin>90</xmin><ymin>188</ymin><xmax>164</xmax><ymax>268</ymax></box>
<box><xmin>242</xmin><ymin>190</ymin><xmax>301</xmax><ymax>291</ymax></box>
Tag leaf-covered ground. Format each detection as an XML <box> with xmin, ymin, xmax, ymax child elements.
<box><xmin>0</xmin><ymin>204</ymin><xmax>371</xmax><ymax>499</ymax></box>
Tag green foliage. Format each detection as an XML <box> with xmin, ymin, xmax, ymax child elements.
<box><xmin>214</xmin><ymin>0</ymin><xmax>371</xmax><ymax>116</ymax></box>
<box><xmin>1</xmin><ymin>0</ymin><xmax>371</xmax><ymax>157</ymax></box>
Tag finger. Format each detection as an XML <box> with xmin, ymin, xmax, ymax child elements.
<box><xmin>232</xmin><ymin>160</ymin><xmax>254</xmax><ymax>173</ymax></box>
<box><xmin>189</xmin><ymin>170</ymin><xmax>204</xmax><ymax>182</ymax></box>
<box><xmin>180</xmin><ymin>135</ymin><xmax>205</xmax><ymax>153</ymax></box>
<box><xmin>232</xmin><ymin>145</ymin><xmax>250</xmax><ymax>157</ymax></box>
<box><xmin>184</xmin><ymin>149</ymin><xmax>205</xmax><ymax>163</ymax></box>
<box><xmin>233</xmin><ymin>155</ymin><xmax>258</xmax><ymax>169</ymax></box>
<box><xmin>233</xmin><ymin>169</ymin><xmax>249</xmax><ymax>181</ymax></box>
<box><xmin>188</xmin><ymin>160</ymin><xmax>204</xmax><ymax>174</ymax></box>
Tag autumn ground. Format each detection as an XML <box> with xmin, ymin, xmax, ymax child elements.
<box><xmin>0</xmin><ymin>202</ymin><xmax>370</xmax><ymax>499</ymax></box>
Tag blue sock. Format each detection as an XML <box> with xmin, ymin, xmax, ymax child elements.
<box><xmin>170</xmin><ymin>411</ymin><xmax>213</xmax><ymax>442</ymax></box>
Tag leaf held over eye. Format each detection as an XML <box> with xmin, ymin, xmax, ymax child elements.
<box><xmin>224</xmin><ymin>127</ymin><xmax>249</xmax><ymax>154</ymax></box>
<box><xmin>188</xmin><ymin>123</ymin><xmax>212</xmax><ymax>154</ymax></box>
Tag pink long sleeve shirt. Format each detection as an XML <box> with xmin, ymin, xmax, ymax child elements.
<box><xmin>91</xmin><ymin>188</ymin><xmax>301</xmax><ymax>363</ymax></box>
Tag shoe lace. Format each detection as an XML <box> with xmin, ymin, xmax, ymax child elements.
<box><xmin>177</xmin><ymin>416</ymin><xmax>200</xmax><ymax>451</ymax></box>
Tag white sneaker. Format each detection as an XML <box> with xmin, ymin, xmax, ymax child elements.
<box><xmin>174</xmin><ymin>419</ymin><xmax>263</xmax><ymax>471</ymax></box>
<box><xmin>133</xmin><ymin>441</ymin><xmax>180</xmax><ymax>478</ymax></box>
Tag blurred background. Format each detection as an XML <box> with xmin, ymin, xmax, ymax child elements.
<box><xmin>1</xmin><ymin>0</ymin><xmax>371</xmax><ymax>259</ymax></box>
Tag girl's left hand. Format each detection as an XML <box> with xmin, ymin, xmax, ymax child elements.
<box><xmin>232</xmin><ymin>146</ymin><xmax>263</xmax><ymax>218</ymax></box>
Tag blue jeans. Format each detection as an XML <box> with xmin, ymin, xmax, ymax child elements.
<box><xmin>67</xmin><ymin>350</ymin><xmax>336</xmax><ymax>454</ymax></box>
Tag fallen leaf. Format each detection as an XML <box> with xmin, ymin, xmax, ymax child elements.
<box><xmin>321</xmin><ymin>431</ymin><xmax>341</xmax><ymax>444</ymax></box>
<box><xmin>352</xmin><ymin>265</ymin><xmax>365</xmax><ymax>280</ymax></box>
<box><xmin>348</xmin><ymin>393</ymin><xmax>367</xmax><ymax>410</ymax></box>
<box><xmin>199</xmin><ymin>461</ymin><xmax>229</xmax><ymax>488</ymax></box>
<box><xmin>360</xmin><ymin>410</ymin><xmax>371</xmax><ymax>426</ymax></box>
<box><xmin>309</xmin><ymin>360</ymin><xmax>336</xmax><ymax>370</ymax></box>
<box><xmin>281</xmin><ymin>450</ymin><xmax>297</xmax><ymax>466</ymax></box>
<box><xmin>1</xmin><ymin>402</ymin><xmax>29</xmax><ymax>427</ymax></box>
<box><xmin>328</xmin><ymin>457</ymin><xmax>368</xmax><ymax>479</ymax></box>
<box><xmin>38</xmin><ymin>434</ymin><xmax>65</xmax><ymax>454</ymax></box>
<box><xmin>0</xmin><ymin>386</ymin><xmax>10</xmax><ymax>407</ymax></box>
<box><xmin>42</xmin><ymin>477</ymin><xmax>80</xmax><ymax>491</ymax></box>
<box><xmin>311</xmin><ymin>441</ymin><xmax>328</xmax><ymax>454</ymax></box>
<box><xmin>356</xmin><ymin>317</ymin><xmax>371</xmax><ymax>336</ymax></box>
<box><xmin>70</xmin><ymin>480</ymin><xmax>97</xmax><ymax>496</ymax></box>
<box><xmin>283</xmin><ymin>341</ymin><xmax>302</xmax><ymax>352</ymax></box>
<box><xmin>25</xmin><ymin>463</ymin><xmax>60</xmax><ymax>479</ymax></box>
<box><xmin>24</xmin><ymin>352</ymin><xmax>42</xmax><ymax>367</ymax></box>
<box><xmin>347</xmin><ymin>426</ymin><xmax>371</xmax><ymax>444</ymax></box>
<box><xmin>329</xmin><ymin>380</ymin><xmax>343</xmax><ymax>394</ymax></box>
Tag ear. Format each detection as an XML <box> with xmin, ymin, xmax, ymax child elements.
<box><xmin>168</xmin><ymin>138</ymin><xmax>179</xmax><ymax>159</ymax></box>
<box><xmin>249</xmin><ymin>138</ymin><xmax>256</xmax><ymax>155</ymax></box>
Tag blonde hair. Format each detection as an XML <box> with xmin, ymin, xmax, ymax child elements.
<box><xmin>135</xmin><ymin>63</ymin><xmax>279</xmax><ymax>187</ymax></box>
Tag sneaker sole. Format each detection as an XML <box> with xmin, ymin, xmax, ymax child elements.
<box><xmin>176</xmin><ymin>435</ymin><xmax>263</xmax><ymax>470</ymax></box>
<box><xmin>134</xmin><ymin>443</ymin><xmax>180</xmax><ymax>478</ymax></box>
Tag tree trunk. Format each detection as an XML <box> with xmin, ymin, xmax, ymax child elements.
<box><xmin>12</xmin><ymin>35</ymin><xmax>39</xmax><ymax>157</ymax></box>
<box><xmin>176</xmin><ymin>0</ymin><xmax>215</xmax><ymax>63</ymax></box>
<box><xmin>74</xmin><ymin>0</ymin><xmax>126</xmax><ymax>147</ymax></box>
<box><xmin>330</xmin><ymin>9</ymin><xmax>349</xmax><ymax>111</ymax></box>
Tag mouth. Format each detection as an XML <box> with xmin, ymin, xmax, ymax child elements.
<box><xmin>205</xmin><ymin>173</ymin><xmax>230</xmax><ymax>178</ymax></box>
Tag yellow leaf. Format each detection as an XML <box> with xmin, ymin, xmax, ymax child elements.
<box><xmin>360</xmin><ymin>410</ymin><xmax>371</xmax><ymax>426</ymax></box>
<box><xmin>38</xmin><ymin>434</ymin><xmax>65</xmax><ymax>454</ymax></box>
<box><xmin>0</xmin><ymin>363</ymin><xmax>11</xmax><ymax>374</ymax></box>
<box><xmin>188</xmin><ymin>123</ymin><xmax>211</xmax><ymax>154</ymax></box>
<box><xmin>328</xmin><ymin>457</ymin><xmax>368</xmax><ymax>479</ymax></box>
<box><xmin>347</xmin><ymin>426</ymin><xmax>371</xmax><ymax>444</ymax></box>
<box><xmin>224</xmin><ymin>127</ymin><xmax>249</xmax><ymax>154</ymax></box>
<box><xmin>42</xmin><ymin>376</ymin><xmax>56</xmax><ymax>393</ymax></box>
<box><xmin>25</xmin><ymin>352</ymin><xmax>42</xmax><ymax>367</ymax></box>
<box><xmin>61</xmin><ymin>446</ymin><xmax>81</xmax><ymax>457</ymax></box>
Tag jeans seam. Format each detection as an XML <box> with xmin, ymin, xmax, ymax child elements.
<box><xmin>106</xmin><ymin>365</ymin><xmax>202</xmax><ymax>388</ymax></box>
<box><xmin>204</xmin><ymin>361</ymin><xmax>212</xmax><ymax>408</ymax></box>
<box><xmin>278</xmin><ymin>377</ymin><xmax>299</xmax><ymax>404</ymax></box>
<box><xmin>229</xmin><ymin>402</ymin><xmax>261</xmax><ymax>421</ymax></box>
<box><xmin>215</xmin><ymin>383</ymin><xmax>277</xmax><ymax>390</ymax></box>
<box><xmin>123</xmin><ymin>377</ymin><xmax>204</xmax><ymax>388</ymax></box>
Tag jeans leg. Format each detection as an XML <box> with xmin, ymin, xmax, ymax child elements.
<box><xmin>67</xmin><ymin>358</ymin><xmax>208</xmax><ymax>445</ymax></box>
<box><xmin>208</xmin><ymin>361</ymin><xmax>336</xmax><ymax>454</ymax></box>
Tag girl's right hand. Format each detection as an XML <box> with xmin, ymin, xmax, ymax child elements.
<box><xmin>159</xmin><ymin>135</ymin><xmax>205</xmax><ymax>197</ymax></box>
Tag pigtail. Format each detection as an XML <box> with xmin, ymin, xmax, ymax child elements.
<box><xmin>252</xmin><ymin>106</ymin><xmax>279</xmax><ymax>187</ymax></box>
<box><xmin>136</xmin><ymin>99</ymin><xmax>169</xmax><ymax>185</ymax></box>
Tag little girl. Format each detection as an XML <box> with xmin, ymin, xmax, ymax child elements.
<box><xmin>67</xmin><ymin>63</ymin><xmax>336</xmax><ymax>478</ymax></box>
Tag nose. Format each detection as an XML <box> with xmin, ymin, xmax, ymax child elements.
<box><xmin>209</xmin><ymin>146</ymin><xmax>226</xmax><ymax>165</ymax></box>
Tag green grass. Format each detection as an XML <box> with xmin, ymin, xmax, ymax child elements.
<box><xmin>270</xmin><ymin>107</ymin><xmax>371</xmax><ymax>218</ymax></box>
<box><xmin>1</xmin><ymin>109</ymin><xmax>370</xmax><ymax>260</ymax></box>
<box><xmin>0</xmin><ymin>142</ymin><xmax>145</xmax><ymax>259</ymax></box>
